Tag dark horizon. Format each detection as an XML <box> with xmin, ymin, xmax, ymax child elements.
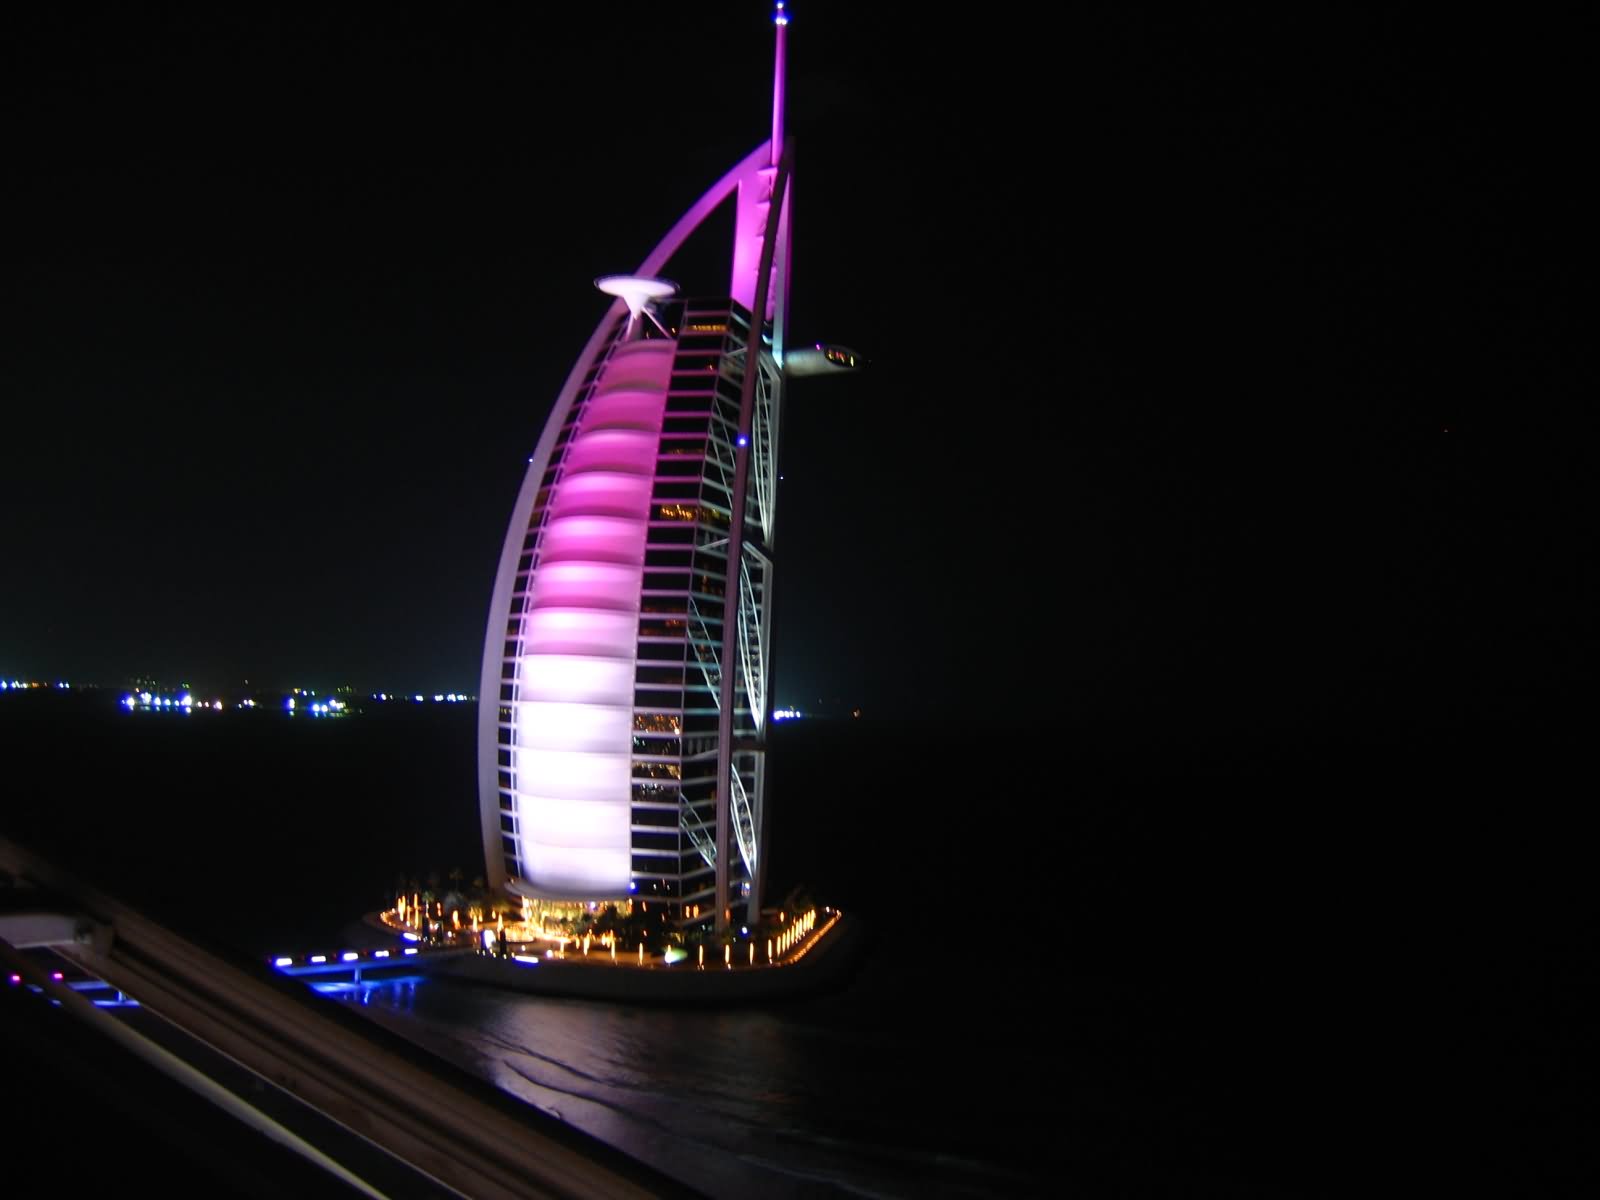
<box><xmin>5</xmin><ymin>7</ymin><xmax>1588</xmax><ymax>733</ymax></box>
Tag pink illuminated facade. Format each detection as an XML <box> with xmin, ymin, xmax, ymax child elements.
<box><xmin>478</xmin><ymin>12</ymin><xmax>797</xmax><ymax>930</ymax></box>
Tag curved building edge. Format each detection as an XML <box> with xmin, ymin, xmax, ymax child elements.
<box><xmin>478</xmin><ymin>140</ymin><xmax>791</xmax><ymax>928</ymax></box>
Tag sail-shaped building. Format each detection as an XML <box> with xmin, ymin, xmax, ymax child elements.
<box><xmin>476</xmin><ymin>7</ymin><xmax>821</xmax><ymax>932</ymax></box>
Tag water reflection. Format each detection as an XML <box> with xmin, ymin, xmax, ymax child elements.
<box><xmin>336</xmin><ymin>974</ymin><xmax>1037</xmax><ymax>1198</ymax></box>
<box><xmin>313</xmin><ymin>976</ymin><xmax>424</xmax><ymax>1011</ymax></box>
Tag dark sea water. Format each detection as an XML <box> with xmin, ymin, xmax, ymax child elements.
<box><xmin>3</xmin><ymin>692</ymin><xmax>1593</xmax><ymax>1195</ymax></box>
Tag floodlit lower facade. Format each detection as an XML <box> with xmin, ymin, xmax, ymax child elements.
<box><xmin>477</xmin><ymin>12</ymin><xmax>803</xmax><ymax>931</ymax></box>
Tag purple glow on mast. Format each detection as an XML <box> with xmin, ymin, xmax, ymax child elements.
<box><xmin>771</xmin><ymin>4</ymin><xmax>788</xmax><ymax>167</ymax></box>
<box><xmin>731</xmin><ymin>8</ymin><xmax>791</xmax><ymax>313</ymax></box>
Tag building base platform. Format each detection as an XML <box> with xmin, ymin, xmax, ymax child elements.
<box><xmin>432</xmin><ymin>912</ymin><xmax>865</xmax><ymax>1004</ymax></box>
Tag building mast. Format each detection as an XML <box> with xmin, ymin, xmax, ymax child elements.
<box><xmin>771</xmin><ymin>2</ymin><xmax>787</xmax><ymax>169</ymax></box>
<box><xmin>713</xmin><ymin>3</ymin><xmax>791</xmax><ymax>931</ymax></box>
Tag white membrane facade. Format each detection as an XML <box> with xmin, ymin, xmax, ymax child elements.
<box><xmin>510</xmin><ymin>340</ymin><xmax>674</xmax><ymax>897</ymax></box>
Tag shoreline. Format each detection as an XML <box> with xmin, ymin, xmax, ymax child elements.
<box><xmin>335</xmin><ymin>910</ymin><xmax>866</xmax><ymax>1005</ymax></box>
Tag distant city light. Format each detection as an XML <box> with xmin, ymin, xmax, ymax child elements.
<box><xmin>772</xmin><ymin>707</ymin><xmax>803</xmax><ymax>721</ymax></box>
<box><xmin>286</xmin><ymin>697</ymin><xmax>296</xmax><ymax>711</ymax></box>
<box><xmin>414</xmin><ymin>695</ymin><xmax>424</xmax><ymax>703</ymax></box>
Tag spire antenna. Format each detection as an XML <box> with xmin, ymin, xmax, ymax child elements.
<box><xmin>771</xmin><ymin>3</ymin><xmax>789</xmax><ymax>167</ymax></box>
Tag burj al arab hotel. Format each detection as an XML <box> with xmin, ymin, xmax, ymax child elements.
<box><xmin>476</xmin><ymin>5</ymin><xmax>851</xmax><ymax>933</ymax></box>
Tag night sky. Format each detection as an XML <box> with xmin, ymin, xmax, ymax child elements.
<box><xmin>4</xmin><ymin>6</ymin><xmax>1588</xmax><ymax>732</ymax></box>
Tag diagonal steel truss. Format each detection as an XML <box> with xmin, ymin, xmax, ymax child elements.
<box><xmin>730</xmin><ymin>759</ymin><xmax>758</xmax><ymax>878</ymax></box>
<box><xmin>751</xmin><ymin>354</ymin><xmax>780</xmax><ymax>543</ymax></box>
<box><xmin>738</xmin><ymin>546</ymin><xmax>769</xmax><ymax>732</ymax></box>
<box><xmin>681</xmin><ymin>804</ymin><xmax>716</xmax><ymax>869</ymax></box>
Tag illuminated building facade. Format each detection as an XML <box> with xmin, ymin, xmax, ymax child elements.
<box><xmin>477</xmin><ymin>8</ymin><xmax>812</xmax><ymax>931</ymax></box>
